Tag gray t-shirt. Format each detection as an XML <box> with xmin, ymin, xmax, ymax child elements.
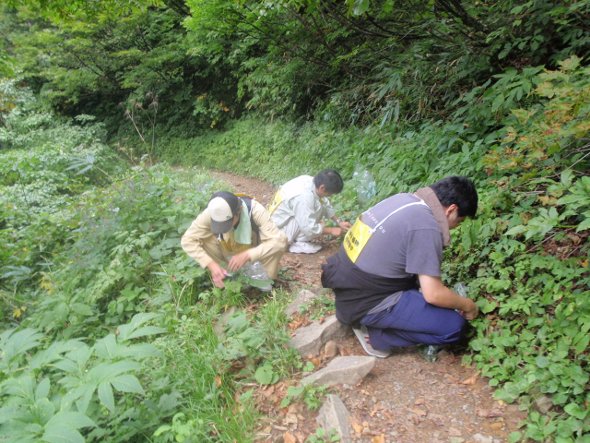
<box><xmin>353</xmin><ymin>193</ymin><xmax>443</xmax><ymax>278</ymax></box>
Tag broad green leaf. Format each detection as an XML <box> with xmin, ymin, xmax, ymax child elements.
<box><xmin>64</xmin><ymin>345</ymin><xmax>93</xmax><ymax>369</ymax></box>
<box><xmin>573</xmin><ymin>333</ymin><xmax>590</xmax><ymax>355</ymax></box>
<box><xmin>45</xmin><ymin>412</ymin><xmax>95</xmax><ymax>430</ymax></box>
<box><xmin>157</xmin><ymin>392</ymin><xmax>181</xmax><ymax>412</ymax></box>
<box><xmin>4</xmin><ymin>375</ymin><xmax>36</xmax><ymax>399</ymax></box>
<box><xmin>116</xmin><ymin>313</ymin><xmax>161</xmax><ymax>341</ymax></box>
<box><xmin>35</xmin><ymin>378</ymin><xmax>51</xmax><ymax>401</ymax></box>
<box><xmin>70</xmin><ymin>303</ymin><xmax>94</xmax><ymax>316</ymax></box>
<box><xmin>535</xmin><ymin>356</ymin><xmax>550</xmax><ymax>368</ymax></box>
<box><xmin>43</xmin><ymin>412</ymin><xmax>95</xmax><ymax>443</ymax></box>
<box><xmin>124</xmin><ymin>343</ymin><xmax>161</xmax><ymax>359</ymax></box>
<box><xmin>351</xmin><ymin>0</ymin><xmax>369</xmax><ymax>16</ymax></box>
<box><xmin>36</xmin><ymin>398</ymin><xmax>56</xmax><ymax>424</ymax></box>
<box><xmin>491</xmin><ymin>94</ymin><xmax>505</xmax><ymax>113</ymax></box>
<box><xmin>0</xmin><ymin>328</ymin><xmax>43</xmax><ymax>364</ymax></box>
<box><xmin>94</xmin><ymin>334</ymin><xmax>119</xmax><ymax>359</ymax></box>
<box><xmin>73</xmin><ymin>385</ymin><xmax>96</xmax><ymax>414</ymax></box>
<box><xmin>29</xmin><ymin>340</ymin><xmax>85</xmax><ymax>370</ymax></box>
<box><xmin>254</xmin><ymin>364</ymin><xmax>276</xmax><ymax>385</ymax></box>
<box><xmin>110</xmin><ymin>374</ymin><xmax>144</xmax><ymax>394</ymax></box>
<box><xmin>564</xmin><ymin>403</ymin><xmax>587</xmax><ymax>420</ymax></box>
<box><xmin>98</xmin><ymin>382</ymin><xmax>115</xmax><ymax>413</ymax></box>
<box><xmin>226</xmin><ymin>312</ymin><xmax>249</xmax><ymax>333</ymax></box>
<box><xmin>87</xmin><ymin>361</ymin><xmax>140</xmax><ymax>382</ymax></box>
<box><xmin>124</xmin><ymin>326</ymin><xmax>166</xmax><ymax>340</ymax></box>
<box><xmin>42</xmin><ymin>427</ymin><xmax>84</xmax><ymax>443</ymax></box>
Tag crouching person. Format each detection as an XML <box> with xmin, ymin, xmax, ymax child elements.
<box><xmin>321</xmin><ymin>176</ymin><xmax>479</xmax><ymax>358</ymax></box>
<box><xmin>182</xmin><ymin>191</ymin><xmax>288</xmax><ymax>289</ymax></box>
<box><xmin>269</xmin><ymin>169</ymin><xmax>351</xmax><ymax>254</ymax></box>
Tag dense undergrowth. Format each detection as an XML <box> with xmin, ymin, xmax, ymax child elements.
<box><xmin>0</xmin><ymin>81</ymin><xmax>302</xmax><ymax>442</ymax></box>
<box><xmin>154</xmin><ymin>59</ymin><xmax>590</xmax><ymax>442</ymax></box>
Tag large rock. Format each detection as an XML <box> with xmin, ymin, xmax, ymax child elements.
<box><xmin>316</xmin><ymin>394</ymin><xmax>352</xmax><ymax>442</ymax></box>
<box><xmin>289</xmin><ymin>315</ymin><xmax>349</xmax><ymax>356</ymax></box>
<box><xmin>301</xmin><ymin>356</ymin><xmax>376</xmax><ymax>387</ymax></box>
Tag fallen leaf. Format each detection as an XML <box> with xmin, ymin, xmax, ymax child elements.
<box><xmin>351</xmin><ymin>420</ymin><xmax>363</xmax><ymax>434</ymax></box>
<box><xmin>308</xmin><ymin>356</ymin><xmax>321</xmax><ymax>366</ymax></box>
<box><xmin>489</xmin><ymin>421</ymin><xmax>505</xmax><ymax>431</ymax></box>
<box><xmin>408</xmin><ymin>408</ymin><xmax>427</xmax><ymax>417</ymax></box>
<box><xmin>372</xmin><ymin>435</ymin><xmax>386</xmax><ymax>443</ymax></box>
<box><xmin>283</xmin><ymin>431</ymin><xmax>297</xmax><ymax>443</ymax></box>
<box><xmin>461</xmin><ymin>373</ymin><xmax>478</xmax><ymax>385</ymax></box>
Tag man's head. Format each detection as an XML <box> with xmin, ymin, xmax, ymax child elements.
<box><xmin>207</xmin><ymin>191</ymin><xmax>241</xmax><ymax>234</ymax></box>
<box><xmin>430</xmin><ymin>176</ymin><xmax>478</xmax><ymax>229</ymax></box>
<box><xmin>313</xmin><ymin>169</ymin><xmax>344</xmax><ymax>197</ymax></box>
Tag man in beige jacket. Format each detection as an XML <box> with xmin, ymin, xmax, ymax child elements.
<box><xmin>181</xmin><ymin>191</ymin><xmax>288</xmax><ymax>289</ymax></box>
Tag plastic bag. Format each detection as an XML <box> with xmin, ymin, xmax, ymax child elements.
<box><xmin>352</xmin><ymin>165</ymin><xmax>377</xmax><ymax>205</ymax></box>
<box><xmin>241</xmin><ymin>261</ymin><xmax>269</xmax><ymax>281</ymax></box>
<box><xmin>230</xmin><ymin>261</ymin><xmax>273</xmax><ymax>292</ymax></box>
<box><xmin>454</xmin><ymin>282</ymin><xmax>468</xmax><ymax>297</ymax></box>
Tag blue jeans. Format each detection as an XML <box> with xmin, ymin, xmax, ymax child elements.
<box><xmin>361</xmin><ymin>289</ymin><xmax>466</xmax><ymax>350</ymax></box>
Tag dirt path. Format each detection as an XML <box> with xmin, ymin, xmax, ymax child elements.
<box><xmin>211</xmin><ymin>171</ymin><xmax>525</xmax><ymax>443</ymax></box>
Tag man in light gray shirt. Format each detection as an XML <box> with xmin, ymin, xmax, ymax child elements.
<box><xmin>268</xmin><ymin>169</ymin><xmax>351</xmax><ymax>253</ymax></box>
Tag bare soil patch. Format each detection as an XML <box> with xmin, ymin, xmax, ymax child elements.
<box><xmin>211</xmin><ymin>170</ymin><xmax>525</xmax><ymax>443</ymax></box>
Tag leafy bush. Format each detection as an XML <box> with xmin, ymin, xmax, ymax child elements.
<box><xmin>1</xmin><ymin>84</ymin><xmax>306</xmax><ymax>440</ymax></box>
<box><xmin>0</xmin><ymin>314</ymin><xmax>176</xmax><ymax>443</ymax></box>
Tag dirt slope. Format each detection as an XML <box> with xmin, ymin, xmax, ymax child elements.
<box><xmin>211</xmin><ymin>171</ymin><xmax>525</xmax><ymax>443</ymax></box>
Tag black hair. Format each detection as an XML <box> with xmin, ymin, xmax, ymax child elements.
<box><xmin>313</xmin><ymin>169</ymin><xmax>344</xmax><ymax>194</ymax></box>
<box><xmin>209</xmin><ymin>191</ymin><xmax>241</xmax><ymax>216</ymax></box>
<box><xmin>430</xmin><ymin>176</ymin><xmax>478</xmax><ymax>218</ymax></box>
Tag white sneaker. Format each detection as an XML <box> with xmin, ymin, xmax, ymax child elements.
<box><xmin>352</xmin><ymin>326</ymin><xmax>391</xmax><ymax>358</ymax></box>
<box><xmin>289</xmin><ymin>241</ymin><xmax>322</xmax><ymax>254</ymax></box>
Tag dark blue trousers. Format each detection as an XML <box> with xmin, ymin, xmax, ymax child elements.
<box><xmin>360</xmin><ymin>289</ymin><xmax>466</xmax><ymax>350</ymax></box>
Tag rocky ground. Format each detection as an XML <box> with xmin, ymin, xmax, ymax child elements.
<box><xmin>211</xmin><ymin>171</ymin><xmax>526</xmax><ymax>443</ymax></box>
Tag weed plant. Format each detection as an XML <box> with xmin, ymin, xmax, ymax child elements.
<box><xmin>1</xmin><ymin>86</ymin><xmax>302</xmax><ymax>442</ymax></box>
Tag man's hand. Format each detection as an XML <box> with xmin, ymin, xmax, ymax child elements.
<box><xmin>459</xmin><ymin>298</ymin><xmax>479</xmax><ymax>320</ymax></box>
<box><xmin>228</xmin><ymin>251</ymin><xmax>251</xmax><ymax>273</ymax></box>
<box><xmin>338</xmin><ymin>220</ymin><xmax>352</xmax><ymax>231</ymax></box>
<box><xmin>418</xmin><ymin>274</ymin><xmax>479</xmax><ymax>321</ymax></box>
<box><xmin>324</xmin><ymin>226</ymin><xmax>343</xmax><ymax>236</ymax></box>
<box><xmin>207</xmin><ymin>261</ymin><xmax>228</xmax><ymax>288</ymax></box>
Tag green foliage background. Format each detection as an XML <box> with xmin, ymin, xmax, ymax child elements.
<box><xmin>1</xmin><ymin>0</ymin><xmax>589</xmax><ymax>441</ymax></box>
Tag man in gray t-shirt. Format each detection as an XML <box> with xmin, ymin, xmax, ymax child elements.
<box><xmin>321</xmin><ymin>176</ymin><xmax>479</xmax><ymax>354</ymax></box>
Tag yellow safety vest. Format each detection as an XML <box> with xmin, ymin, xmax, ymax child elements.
<box><xmin>344</xmin><ymin>200</ymin><xmax>427</xmax><ymax>263</ymax></box>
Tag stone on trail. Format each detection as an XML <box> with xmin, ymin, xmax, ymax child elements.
<box><xmin>289</xmin><ymin>315</ymin><xmax>349</xmax><ymax>356</ymax></box>
<box><xmin>316</xmin><ymin>394</ymin><xmax>352</xmax><ymax>441</ymax></box>
<box><xmin>472</xmin><ymin>434</ymin><xmax>495</xmax><ymax>443</ymax></box>
<box><xmin>301</xmin><ymin>356</ymin><xmax>376</xmax><ymax>387</ymax></box>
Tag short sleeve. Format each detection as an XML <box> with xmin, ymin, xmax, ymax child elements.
<box><xmin>404</xmin><ymin>228</ymin><xmax>443</xmax><ymax>277</ymax></box>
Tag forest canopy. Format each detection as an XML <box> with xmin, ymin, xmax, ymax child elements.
<box><xmin>2</xmin><ymin>1</ymin><xmax>589</xmax><ymax>131</ymax></box>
